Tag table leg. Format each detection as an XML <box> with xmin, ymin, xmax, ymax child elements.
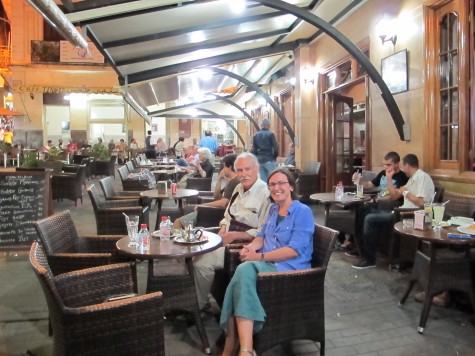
<box><xmin>185</xmin><ymin>258</ymin><xmax>211</xmax><ymax>354</ymax></box>
<box><xmin>154</xmin><ymin>199</ymin><xmax>163</xmax><ymax>231</ymax></box>
<box><xmin>323</xmin><ymin>203</ymin><xmax>330</xmax><ymax>226</ymax></box>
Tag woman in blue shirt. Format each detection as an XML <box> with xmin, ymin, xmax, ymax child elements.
<box><xmin>220</xmin><ymin>168</ymin><xmax>314</xmax><ymax>356</ymax></box>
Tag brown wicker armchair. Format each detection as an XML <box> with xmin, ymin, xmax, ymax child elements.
<box><xmin>94</xmin><ymin>155</ymin><xmax>117</xmax><ymax>178</ymax></box>
<box><xmin>33</xmin><ymin>210</ymin><xmax>129</xmax><ymax>276</ymax></box>
<box><xmin>118</xmin><ymin>165</ymin><xmax>149</xmax><ymax>191</ymax></box>
<box><xmin>30</xmin><ymin>242</ymin><xmax>165</xmax><ymax>356</ymax></box>
<box><xmin>253</xmin><ymin>224</ymin><xmax>339</xmax><ymax>355</ymax></box>
<box><xmin>212</xmin><ymin>224</ymin><xmax>338</xmax><ymax>355</ymax></box>
<box><xmin>87</xmin><ymin>184</ymin><xmax>149</xmax><ymax>235</ymax></box>
<box><xmin>51</xmin><ymin>165</ymin><xmax>86</xmax><ymax>207</ymax></box>
<box><xmin>185</xmin><ymin>177</ymin><xmax>213</xmax><ymax>205</ymax></box>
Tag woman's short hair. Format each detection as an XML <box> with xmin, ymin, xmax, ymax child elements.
<box><xmin>222</xmin><ymin>154</ymin><xmax>237</xmax><ymax>172</ymax></box>
<box><xmin>268</xmin><ymin>167</ymin><xmax>298</xmax><ymax>201</ymax></box>
<box><xmin>234</xmin><ymin>152</ymin><xmax>259</xmax><ymax>170</ymax></box>
<box><xmin>197</xmin><ymin>147</ymin><xmax>212</xmax><ymax>160</ymax></box>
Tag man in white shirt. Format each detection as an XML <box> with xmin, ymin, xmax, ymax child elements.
<box><xmin>352</xmin><ymin>154</ymin><xmax>435</xmax><ymax>270</ymax></box>
<box><xmin>193</xmin><ymin>152</ymin><xmax>271</xmax><ymax>310</ymax></box>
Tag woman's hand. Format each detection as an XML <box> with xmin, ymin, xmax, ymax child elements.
<box><xmin>239</xmin><ymin>246</ymin><xmax>259</xmax><ymax>262</ymax></box>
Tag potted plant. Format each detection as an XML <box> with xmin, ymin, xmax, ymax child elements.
<box><xmin>21</xmin><ymin>151</ymin><xmax>39</xmax><ymax>168</ymax></box>
<box><xmin>90</xmin><ymin>143</ymin><xmax>110</xmax><ymax>161</ymax></box>
<box><xmin>47</xmin><ymin>146</ymin><xmax>61</xmax><ymax>160</ymax></box>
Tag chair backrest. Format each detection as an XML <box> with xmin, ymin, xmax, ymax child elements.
<box><xmin>87</xmin><ymin>184</ymin><xmax>104</xmax><ymax>211</ymax></box>
<box><xmin>186</xmin><ymin>177</ymin><xmax>212</xmax><ymax>191</ymax></box>
<box><xmin>99</xmin><ymin>176</ymin><xmax>116</xmax><ymax>199</ymax></box>
<box><xmin>434</xmin><ymin>185</ymin><xmax>445</xmax><ymax>203</ymax></box>
<box><xmin>312</xmin><ymin>224</ymin><xmax>339</xmax><ymax>268</ymax></box>
<box><xmin>443</xmin><ymin>190</ymin><xmax>475</xmax><ymax>218</ymax></box>
<box><xmin>125</xmin><ymin>161</ymin><xmax>135</xmax><ymax>173</ymax></box>
<box><xmin>118</xmin><ymin>165</ymin><xmax>129</xmax><ymax>181</ymax></box>
<box><xmin>34</xmin><ymin>210</ymin><xmax>79</xmax><ymax>254</ymax></box>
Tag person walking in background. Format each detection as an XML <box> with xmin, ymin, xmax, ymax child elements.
<box><xmin>251</xmin><ymin>118</ymin><xmax>278</xmax><ymax>182</ymax></box>
<box><xmin>199</xmin><ymin>131</ymin><xmax>218</xmax><ymax>155</ymax></box>
<box><xmin>145</xmin><ymin>130</ymin><xmax>156</xmax><ymax>159</ymax></box>
<box><xmin>155</xmin><ymin>137</ymin><xmax>168</xmax><ymax>156</ymax></box>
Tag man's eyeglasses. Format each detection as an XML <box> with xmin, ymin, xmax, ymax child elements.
<box><xmin>268</xmin><ymin>181</ymin><xmax>289</xmax><ymax>188</ymax></box>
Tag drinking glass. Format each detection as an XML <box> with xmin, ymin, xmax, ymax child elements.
<box><xmin>432</xmin><ymin>203</ymin><xmax>445</xmax><ymax>230</ymax></box>
<box><xmin>126</xmin><ymin>215</ymin><xmax>140</xmax><ymax>247</ymax></box>
<box><xmin>356</xmin><ymin>184</ymin><xmax>364</xmax><ymax>198</ymax></box>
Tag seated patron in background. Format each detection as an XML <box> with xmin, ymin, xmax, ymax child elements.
<box><xmin>177</xmin><ymin>147</ymin><xmax>214</xmax><ymax>188</ymax></box>
<box><xmin>66</xmin><ymin>139</ymin><xmax>78</xmax><ymax>152</ymax></box>
<box><xmin>155</xmin><ymin>138</ymin><xmax>168</xmax><ymax>156</ymax></box>
<box><xmin>345</xmin><ymin>151</ymin><xmax>408</xmax><ymax>256</ymax></box>
<box><xmin>284</xmin><ymin>142</ymin><xmax>295</xmax><ymax>166</ymax></box>
<box><xmin>352</xmin><ymin>153</ymin><xmax>434</xmax><ymax>270</ymax></box>
<box><xmin>220</xmin><ymin>168</ymin><xmax>314</xmax><ymax>356</ymax></box>
<box><xmin>108</xmin><ymin>139</ymin><xmax>116</xmax><ymax>150</ymax></box>
<box><xmin>193</xmin><ymin>152</ymin><xmax>271</xmax><ymax>311</ymax></box>
<box><xmin>173</xmin><ymin>136</ymin><xmax>185</xmax><ymax>158</ymax></box>
<box><xmin>174</xmin><ymin>154</ymin><xmax>239</xmax><ymax>229</ymax></box>
<box><xmin>57</xmin><ymin>139</ymin><xmax>64</xmax><ymax>150</ymax></box>
<box><xmin>129</xmin><ymin>138</ymin><xmax>139</xmax><ymax>150</ymax></box>
<box><xmin>42</xmin><ymin>140</ymin><xmax>54</xmax><ymax>152</ymax></box>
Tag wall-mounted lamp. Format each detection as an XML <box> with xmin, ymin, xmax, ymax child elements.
<box><xmin>376</xmin><ymin>17</ymin><xmax>397</xmax><ymax>46</ymax></box>
<box><xmin>302</xmin><ymin>67</ymin><xmax>314</xmax><ymax>85</ymax></box>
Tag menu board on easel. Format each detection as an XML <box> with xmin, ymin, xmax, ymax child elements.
<box><xmin>0</xmin><ymin>170</ymin><xmax>51</xmax><ymax>249</ymax></box>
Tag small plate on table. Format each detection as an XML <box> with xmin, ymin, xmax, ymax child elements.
<box><xmin>448</xmin><ymin>217</ymin><xmax>475</xmax><ymax>226</ymax></box>
<box><xmin>457</xmin><ymin>225</ymin><xmax>475</xmax><ymax>235</ymax></box>
<box><xmin>432</xmin><ymin>221</ymin><xmax>451</xmax><ymax>228</ymax></box>
<box><xmin>173</xmin><ymin>235</ymin><xmax>209</xmax><ymax>244</ymax></box>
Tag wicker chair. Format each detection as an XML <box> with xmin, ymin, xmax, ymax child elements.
<box><xmin>33</xmin><ymin>210</ymin><xmax>129</xmax><ymax>276</ymax></box>
<box><xmin>94</xmin><ymin>155</ymin><xmax>117</xmax><ymax>178</ymax></box>
<box><xmin>99</xmin><ymin>176</ymin><xmax>148</xmax><ymax>204</ymax></box>
<box><xmin>118</xmin><ymin>165</ymin><xmax>149</xmax><ymax>191</ymax></box>
<box><xmin>87</xmin><ymin>184</ymin><xmax>149</xmax><ymax>235</ymax></box>
<box><xmin>51</xmin><ymin>165</ymin><xmax>86</xmax><ymax>207</ymax></box>
<box><xmin>296</xmin><ymin>171</ymin><xmax>320</xmax><ymax>203</ymax></box>
<box><xmin>185</xmin><ymin>177</ymin><xmax>213</xmax><ymax>205</ymax></box>
<box><xmin>220</xmin><ymin>224</ymin><xmax>338</xmax><ymax>355</ymax></box>
<box><xmin>30</xmin><ymin>242</ymin><xmax>165</xmax><ymax>356</ymax></box>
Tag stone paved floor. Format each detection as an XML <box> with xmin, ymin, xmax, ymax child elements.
<box><xmin>1</xmin><ymin>170</ymin><xmax>474</xmax><ymax>355</ymax></box>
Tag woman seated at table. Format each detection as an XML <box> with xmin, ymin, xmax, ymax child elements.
<box><xmin>178</xmin><ymin>147</ymin><xmax>214</xmax><ymax>188</ymax></box>
<box><xmin>220</xmin><ymin>168</ymin><xmax>314</xmax><ymax>356</ymax></box>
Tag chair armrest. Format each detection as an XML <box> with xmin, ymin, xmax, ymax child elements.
<box><xmin>55</xmin><ymin>263</ymin><xmax>135</xmax><ymax>307</ymax></box>
<box><xmin>77</xmin><ymin>235</ymin><xmax>125</xmax><ymax>252</ymax></box>
<box><xmin>104</xmin><ymin>199</ymin><xmax>141</xmax><ymax>208</ymax></box>
<box><xmin>393</xmin><ymin>207</ymin><xmax>420</xmax><ymax>221</ymax></box>
<box><xmin>47</xmin><ymin>253</ymin><xmax>118</xmax><ymax>276</ymax></box>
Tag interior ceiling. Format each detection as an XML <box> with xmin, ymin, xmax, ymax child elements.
<box><xmin>51</xmin><ymin>0</ymin><xmax>366</xmax><ymax>120</ymax></box>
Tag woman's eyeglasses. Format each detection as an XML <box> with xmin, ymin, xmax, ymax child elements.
<box><xmin>268</xmin><ymin>181</ymin><xmax>289</xmax><ymax>188</ymax></box>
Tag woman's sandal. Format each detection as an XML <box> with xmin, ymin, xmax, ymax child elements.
<box><xmin>240</xmin><ymin>349</ymin><xmax>256</xmax><ymax>356</ymax></box>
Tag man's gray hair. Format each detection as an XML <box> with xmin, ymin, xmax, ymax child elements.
<box><xmin>235</xmin><ymin>152</ymin><xmax>259</xmax><ymax>170</ymax></box>
<box><xmin>197</xmin><ymin>147</ymin><xmax>212</xmax><ymax>160</ymax></box>
<box><xmin>261</xmin><ymin>118</ymin><xmax>270</xmax><ymax>128</ymax></box>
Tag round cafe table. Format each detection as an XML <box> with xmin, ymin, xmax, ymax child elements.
<box><xmin>140</xmin><ymin>188</ymin><xmax>198</xmax><ymax>230</ymax></box>
<box><xmin>116</xmin><ymin>231</ymin><xmax>222</xmax><ymax>354</ymax></box>
<box><xmin>394</xmin><ymin>221</ymin><xmax>475</xmax><ymax>333</ymax></box>
<box><xmin>310</xmin><ymin>192</ymin><xmax>372</xmax><ymax>224</ymax></box>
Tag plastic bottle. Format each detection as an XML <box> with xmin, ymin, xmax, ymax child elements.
<box><xmin>335</xmin><ymin>181</ymin><xmax>344</xmax><ymax>200</ymax></box>
<box><xmin>137</xmin><ymin>223</ymin><xmax>150</xmax><ymax>251</ymax></box>
<box><xmin>159</xmin><ymin>216</ymin><xmax>172</xmax><ymax>240</ymax></box>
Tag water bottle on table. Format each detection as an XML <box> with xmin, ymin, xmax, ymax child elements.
<box><xmin>137</xmin><ymin>223</ymin><xmax>150</xmax><ymax>251</ymax></box>
<box><xmin>335</xmin><ymin>181</ymin><xmax>344</xmax><ymax>200</ymax></box>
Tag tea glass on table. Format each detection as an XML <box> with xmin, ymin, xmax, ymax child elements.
<box><xmin>432</xmin><ymin>203</ymin><xmax>445</xmax><ymax>230</ymax></box>
<box><xmin>126</xmin><ymin>215</ymin><xmax>140</xmax><ymax>247</ymax></box>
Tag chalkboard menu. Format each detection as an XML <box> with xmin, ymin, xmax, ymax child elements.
<box><xmin>0</xmin><ymin>171</ymin><xmax>51</xmax><ymax>249</ymax></box>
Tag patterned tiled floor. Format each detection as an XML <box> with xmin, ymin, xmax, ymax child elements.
<box><xmin>1</xmin><ymin>170</ymin><xmax>474</xmax><ymax>355</ymax></box>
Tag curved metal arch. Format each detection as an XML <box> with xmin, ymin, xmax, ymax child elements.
<box><xmin>254</xmin><ymin>0</ymin><xmax>406</xmax><ymax>140</ymax></box>
<box><xmin>209</xmin><ymin>67</ymin><xmax>295</xmax><ymax>142</ymax></box>
<box><xmin>212</xmin><ymin>94</ymin><xmax>260</xmax><ymax>131</ymax></box>
<box><xmin>197</xmin><ymin>108</ymin><xmax>246</xmax><ymax>147</ymax></box>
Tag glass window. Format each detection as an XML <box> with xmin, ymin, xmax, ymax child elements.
<box><xmin>438</xmin><ymin>12</ymin><xmax>459</xmax><ymax>161</ymax></box>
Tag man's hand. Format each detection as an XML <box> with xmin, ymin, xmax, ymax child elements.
<box><xmin>385</xmin><ymin>167</ymin><xmax>394</xmax><ymax>180</ymax></box>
